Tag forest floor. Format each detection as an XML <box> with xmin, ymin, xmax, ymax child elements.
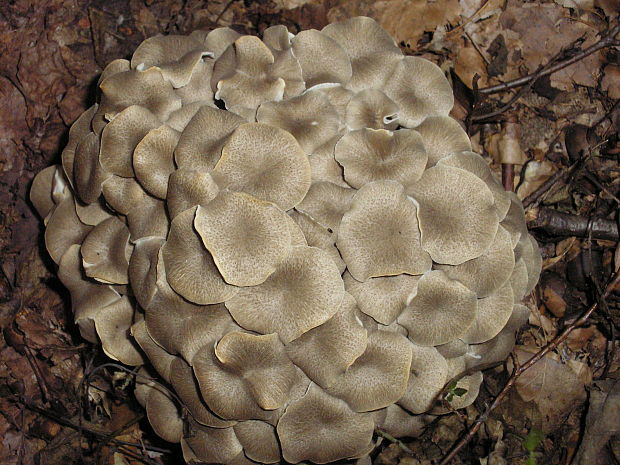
<box><xmin>0</xmin><ymin>0</ymin><xmax>619</xmax><ymax>464</ymax></box>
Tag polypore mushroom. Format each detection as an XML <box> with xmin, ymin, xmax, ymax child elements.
<box><xmin>33</xmin><ymin>15</ymin><xmax>542</xmax><ymax>464</ymax></box>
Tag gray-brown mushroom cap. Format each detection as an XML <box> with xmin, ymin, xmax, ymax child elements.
<box><xmin>345</xmin><ymin>89</ymin><xmax>399</xmax><ymax>130</ymax></box>
<box><xmin>461</xmin><ymin>281</ymin><xmax>514</xmax><ymax>344</ymax></box>
<box><xmin>436</xmin><ymin>225</ymin><xmax>515</xmax><ymax>298</ymax></box>
<box><xmin>322</xmin><ymin>16</ymin><xmax>403</xmax><ymax>91</ymax></box>
<box><xmin>291</xmin><ymin>29</ymin><xmax>352</xmax><ymax>87</ymax></box>
<box><xmin>295</xmin><ymin>182</ymin><xmax>356</xmax><ymax>234</ymax></box>
<box><xmin>337</xmin><ymin>180</ymin><xmax>431</xmax><ymax>281</ymax></box>
<box><xmin>383</xmin><ymin>58</ymin><xmax>454</xmax><ymax>128</ymax></box>
<box><xmin>44</xmin><ymin>193</ymin><xmax>92</xmax><ymax>264</ymax></box>
<box><xmin>94</xmin><ymin>296</ymin><xmax>145</xmax><ymax>366</ymax></box>
<box><xmin>234</xmin><ymin>420</ymin><xmax>281</xmax><ymax>464</ymax></box>
<box><xmin>212</xmin><ymin>122</ymin><xmax>311</xmax><ymax>210</ymax></box>
<box><xmin>285</xmin><ymin>292</ymin><xmax>367</xmax><ymax>388</ymax></box>
<box><xmin>133</xmin><ymin>124</ymin><xmax>179</xmax><ymax>199</ymax></box>
<box><xmin>174</xmin><ymin>105</ymin><xmax>245</xmax><ymax>170</ymax></box>
<box><xmin>213</xmin><ymin>35</ymin><xmax>286</xmax><ymax>120</ymax></box>
<box><xmin>397</xmin><ymin>344</ymin><xmax>448</xmax><ymax>414</ymax></box>
<box><xmin>166</xmin><ymin>168</ymin><xmax>220</xmax><ymax>220</ymax></box>
<box><xmin>409</xmin><ymin>164</ymin><xmax>499</xmax><ymax>265</ymax></box>
<box><xmin>439</xmin><ymin>151</ymin><xmax>511</xmax><ymax>219</ymax></box>
<box><xmin>181</xmin><ymin>418</ymin><xmax>243</xmax><ymax>465</ymax></box>
<box><xmin>343</xmin><ymin>271</ymin><xmax>420</xmax><ymax>325</ymax></box>
<box><xmin>398</xmin><ymin>270</ymin><xmax>478</xmax><ymax>346</ymax></box>
<box><xmin>326</xmin><ymin>329</ymin><xmax>413</xmax><ymax>412</ymax></box>
<box><xmin>256</xmin><ymin>90</ymin><xmax>340</xmax><ymax>155</ymax></box>
<box><xmin>334</xmin><ymin>128</ymin><xmax>427</xmax><ymax>189</ymax></box>
<box><xmin>277</xmin><ymin>383</ymin><xmax>375</xmax><ymax>464</ymax></box>
<box><xmin>81</xmin><ymin>216</ymin><xmax>131</xmax><ymax>284</ymax></box>
<box><xmin>225</xmin><ymin>245</ymin><xmax>345</xmax><ymax>343</ymax></box>
<box><xmin>161</xmin><ymin>207</ymin><xmax>237</xmax><ymax>305</ymax></box>
<box><xmin>195</xmin><ymin>191</ymin><xmax>292</xmax><ymax>286</ymax></box>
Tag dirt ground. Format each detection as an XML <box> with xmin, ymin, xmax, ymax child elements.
<box><xmin>0</xmin><ymin>0</ymin><xmax>619</xmax><ymax>464</ymax></box>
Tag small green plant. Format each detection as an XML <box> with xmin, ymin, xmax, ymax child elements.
<box><xmin>445</xmin><ymin>380</ymin><xmax>468</xmax><ymax>403</ymax></box>
<box><xmin>522</xmin><ymin>427</ymin><xmax>544</xmax><ymax>465</ymax></box>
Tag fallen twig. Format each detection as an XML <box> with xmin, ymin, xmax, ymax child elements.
<box><xmin>477</xmin><ymin>24</ymin><xmax>620</xmax><ymax>95</ymax></box>
<box><xmin>436</xmin><ymin>269</ymin><xmax>620</xmax><ymax>465</ymax></box>
<box><xmin>528</xmin><ymin>207</ymin><xmax>619</xmax><ymax>241</ymax></box>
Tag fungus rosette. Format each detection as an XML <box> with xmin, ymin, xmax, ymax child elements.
<box><xmin>31</xmin><ymin>16</ymin><xmax>541</xmax><ymax>464</ymax></box>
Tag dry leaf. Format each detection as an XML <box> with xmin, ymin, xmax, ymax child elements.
<box><xmin>511</xmin><ymin>346</ymin><xmax>589</xmax><ymax>431</ymax></box>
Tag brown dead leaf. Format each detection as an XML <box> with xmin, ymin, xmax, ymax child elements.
<box><xmin>602</xmin><ymin>65</ymin><xmax>620</xmax><ymax>99</ymax></box>
<box><xmin>500</xmin><ymin>1</ymin><xmax>603</xmax><ymax>91</ymax></box>
<box><xmin>511</xmin><ymin>346</ymin><xmax>589</xmax><ymax>431</ymax></box>
<box><xmin>327</xmin><ymin>0</ymin><xmax>461</xmax><ymax>48</ymax></box>
<box><xmin>573</xmin><ymin>379</ymin><xmax>620</xmax><ymax>464</ymax></box>
<box><xmin>455</xmin><ymin>42</ymin><xmax>489</xmax><ymax>88</ymax></box>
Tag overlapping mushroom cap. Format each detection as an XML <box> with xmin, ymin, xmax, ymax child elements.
<box><xmin>31</xmin><ymin>15</ymin><xmax>541</xmax><ymax>465</ymax></box>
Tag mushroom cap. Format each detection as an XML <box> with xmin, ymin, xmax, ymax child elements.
<box><xmin>205</xmin><ymin>27</ymin><xmax>242</xmax><ymax>59</ymax></box>
<box><xmin>94</xmin><ymin>296</ymin><xmax>145</xmax><ymax>365</ymax></box>
<box><xmin>337</xmin><ymin>180</ymin><xmax>432</xmax><ymax>281</ymax></box>
<box><xmin>434</xmin><ymin>357</ymin><xmax>483</xmax><ymax>412</ymax></box>
<box><xmin>345</xmin><ymin>89</ymin><xmax>400</xmax><ymax>130</ymax></box>
<box><xmin>225</xmin><ymin>245</ymin><xmax>345</xmax><ymax>343</ymax></box>
<box><xmin>291</xmin><ymin>29</ymin><xmax>352</xmax><ymax>87</ymax></box>
<box><xmin>194</xmin><ymin>191</ymin><xmax>293</xmax><ymax>286</ymax></box>
<box><xmin>30</xmin><ymin>165</ymin><xmax>66</xmax><ymax>221</ymax></box>
<box><xmin>285</xmin><ymin>292</ymin><xmax>368</xmax><ymax>388</ymax></box>
<box><xmin>398</xmin><ymin>270</ymin><xmax>478</xmax><ymax>346</ymax></box>
<box><xmin>132</xmin><ymin>320</ymin><xmax>176</xmax><ymax>382</ymax></box>
<box><xmin>325</xmin><ymin>329</ymin><xmax>413</xmax><ymax>412</ymax></box>
<box><xmin>378</xmin><ymin>404</ymin><xmax>433</xmax><ymax>439</ymax></box>
<box><xmin>212</xmin><ymin>123</ymin><xmax>311</xmax><ymax>210</ymax></box>
<box><xmin>73</xmin><ymin>131</ymin><xmax>109</xmax><ymax>204</ymax></box>
<box><xmin>382</xmin><ymin>58</ymin><xmax>454</xmax><ymax>128</ymax></box>
<box><xmin>322</xmin><ymin>16</ymin><xmax>403</xmax><ymax>91</ymax></box>
<box><xmin>436</xmin><ymin>225</ymin><xmax>515</xmax><ymax>298</ymax></box>
<box><xmin>465</xmin><ymin>304</ymin><xmax>530</xmax><ymax>371</ymax></box>
<box><xmin>277</xmin><ymin>383</ymin><xmax>375</xmax><ymax>464</ymax></box>
<box><xmin>174</xmin><ymin>105</ymin><xmax>245</xmax><ymax>170</ymax></box>
<box><xmin>343</xmin><ymin>271</ymin><xmax>420</xmax><ymax>325</ymax></box>
<box><xmin>161</xmin><ymin>207</ymin><xmax>237</xmax><ymax>305</ymax></box>
<box><xmin>166</xmin><ymin>168</ymin><xmax>220</xmax><ymax>220</ymax></box>
<box><xmin>307</xmin><ymin>136</ymin><xmax>349</xmax><ymax>187</ymax></box>
<box><xmin>234</xmin><ymin>420</ymin><xmax>281</xmax><ymax>464</ymax></box>
<box><xmin>397</xmin><ymin>343</ymin><xmax>448</xmax><ymax>414</ymax></box>
<box><xmin>256</xmin><ymin>90</ymin><xmax>341</xmax><ymax>154</ymax></box>
<box><xmin>101</xmin><ymin>176</ymin><xmax>146</xmax><ymax>215</ymax></box>
<box><xmin>192</xmin><ymin>336</ymin><xmax>285</xmax><ymax>422</ymax></box>
<box><xmin>133</xmin><ymin>124</ymin><xmax>179</xmax><ymax>199</ymax></box>
<box><xmin>130</xmin><ymin>33</ymin><xmax>211</xmax><ymax>88</ymax></box>
<box><xmin>57</xmin><ymin>245</ymin><xmax>120</xmax><ymax>343</ymax></box>
<box><xmin>461</xmin><ymin>281</ymin><xmax>515</xmax><ymax>344</ymax></box>
<box><xmin>334</xmin><ymin>128</ymin><xmax>427</xmax><ymax>189</ymax></box>
<box><xmin>61</xmin><ymin>104</ymin><xmax>98</xmax><ymax>188</ymax></box>
<box><xmin>97</xmin><ymin>67</ymin><xmax>181</xmax><ymax>129</ymax></box>
<box><xmin>409</xmin><ymin>164</ymin><xmax>499</xmax><ymax>265</ymax></box>
<box><xmin>126</xmin><ymin>193</ymin><xmax>169</xmax><ymax>241</ymax></box>
<box><xmin>288</xmin><ymin>210</ymin><xmax>345</xmax><ymax>273</ymax></box>
<box><xmin>137</xmin><ymin>371</ymin><xmax>184</xmax><ymax>443</ymax></box>
<box><xmin>295</xmin><ymin>182</ymin><xmax>356</xmax><ymax>234</ymax></box>
<box><xmin>99</xmin><ymin>105</ymin><xmax>161</xmax><ymax>178</ymax></box>
<box><xmin>413</xmin><ymin>116</ymin><xmax>471</xmax><ymax>167</ymax></box>
<box><xmin>181</xmin><ymin>418</ymin><xmax>243</xmax><ymax>464</ymax></box>
<box><xmin>215</xmin><ymin>332</ymin><xmax>298</xmax><ymax>410</ymax></box>
<box><xmin>146</xmin><ymin>248</ymin><xmax>239</xmax><ymax>362</ymax></box>
<box><xmin>44</xmin><ymin>193</ymin><xmax>92</xmax><ymax>264</ymax></box>
<box><xmin>438</xmin><ymin>151</ymin><xmax>511</xmax><ymax>219</ymax></box>
<box><xmin>169</xmin><ymin>356</ymin><xmax>237</xmax><ymax>428</ymax></box>
<box><xmin>81</xmin><ymin>216</ymin><xmax>131</xmax><ymax>284</ymax></box>
<box><xmin>213</xmin><ymin>35</ymin><xmax>285</xmax><ymax>119</ymax></box>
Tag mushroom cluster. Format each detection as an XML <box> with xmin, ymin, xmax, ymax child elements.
<box><xmin>31</xmin><ymin>16</ymin><xmax>541</xmax><ymax>464</ymax></box>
